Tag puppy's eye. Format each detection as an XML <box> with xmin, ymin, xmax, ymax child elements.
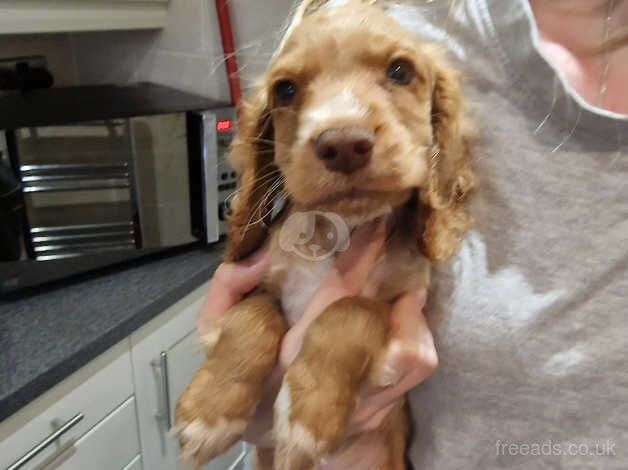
<box><xmin>386</xmin><ymin>59</ymin><xmax>415</xmax><ymax>85</ymax></box>
<box><xmin>273</xmin><ymin>80</ymin><xmax>298</xmax><ymax>105</ymax></box>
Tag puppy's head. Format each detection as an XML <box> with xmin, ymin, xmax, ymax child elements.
<box><xmin>226</xmin><ymin>0</ymin><xmax>474</xmax><ymax>263</ymax></box>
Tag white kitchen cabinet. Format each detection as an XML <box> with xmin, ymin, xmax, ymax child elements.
<box><xmin>123</xmin><ymin>455</ymin><xmax>143</xmax><ymax>470</ymax></box>
<box><xmin>129</xmin><ymin>283</ymin><xmax>205</xmax><ymax>470</ymax></box>
<box><xmin>0</xmin><ymin>281</ymin><xmax>246</xmax><ymax>470</ymax></box>
<box><xmin>130</xmin><ymin>282</ymin><xmax>247</xmax><ymax>470</ymax></box>
<box><xmin>0</xmin><ymin>0</ymin><xmax>169</xmax><ymax>35</ymax></box>
<box><xmin>0</xmin><ymin>341</ymin><xmax>134</xmax><ymax>470</ymax></box>
<box><xmin>48</xmin><ymin>397</ymin><xmax>140</xmax><ymax>470</ymax></box>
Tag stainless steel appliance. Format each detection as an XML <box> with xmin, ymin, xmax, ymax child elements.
<box><xmin>0</xmin><ymin>83</ymin><xmax>236</xmax><ymax>292</ymax></box>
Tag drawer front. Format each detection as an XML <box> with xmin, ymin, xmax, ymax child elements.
<box><xmin>0</xmin><ymin>342</ymin><xmax>133</xmax><ymax>470</ymax></box>
<box><xmin>50</xmin><ymin>397</ymin><xmax>140</xmax><ymax>470</ymax></box>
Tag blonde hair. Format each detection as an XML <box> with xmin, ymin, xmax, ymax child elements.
<box><xmin>596</xmin><ymin>25</ymin><xmax>628</xmax><ymax>53</ymax></box>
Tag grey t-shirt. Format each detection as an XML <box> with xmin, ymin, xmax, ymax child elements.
<box><xmin>385</xmin><ymin>1</ymin><xmax>628</xmax><ymax>468</ymax></box>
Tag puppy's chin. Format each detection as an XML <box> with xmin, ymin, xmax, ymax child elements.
<box><xmin>303</xmin><ymin>189</ymin><xmax>412</xmax><ymax>226</ymax></box>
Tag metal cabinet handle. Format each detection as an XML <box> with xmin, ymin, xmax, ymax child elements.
<box><xmin>151</xmin><ymin>351</ymin><xmax>172</xmax><ymax>430</ymax></box>
<box><xmin>6</xmin><ymin>413</ymin><xmax>83</xmax><ymax>470</ymax></box>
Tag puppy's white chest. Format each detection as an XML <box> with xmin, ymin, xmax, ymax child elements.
<box><xmin>274</xmin><ymin>259</ymin><xmax>334</xmax><ymax>326</ymax></box>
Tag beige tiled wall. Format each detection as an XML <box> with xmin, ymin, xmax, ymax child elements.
<box><xmin>71</xmin><ymin>0</ymin><xmax>295</xmax><ymax>101</ymax></box>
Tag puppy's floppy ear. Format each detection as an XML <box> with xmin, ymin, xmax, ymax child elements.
<box><xmin>419</xmin><ymin>53</ymin><xmax>475</xmax><ymax>262</ymax></box>
<box><xmin>224</xmin><ymin>90</ymin><xmax>280</xmax><ymax>262</ymax></box>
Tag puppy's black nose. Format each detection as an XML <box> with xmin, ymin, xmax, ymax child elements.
<box><xmin>315</xmin><ymin>126</ymin><xmax>374</xmax><ymax>174</ymax></box>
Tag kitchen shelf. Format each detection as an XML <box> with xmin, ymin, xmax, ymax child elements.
<box><xmin>0</xmin><ymin>0</ymin><xmax>169</xmax><ymax>35</ymax></box>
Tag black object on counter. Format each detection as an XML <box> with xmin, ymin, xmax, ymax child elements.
<box><xmin>0</xmin><ymin>60</ymin><xmax>54</xmax><ymax>92</ymax></box>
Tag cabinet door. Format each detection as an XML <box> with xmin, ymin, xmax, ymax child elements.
<box><xmin>131</xmin><ymin>283</ymin><xmax>247</xmax><ymax>470</ymax></box>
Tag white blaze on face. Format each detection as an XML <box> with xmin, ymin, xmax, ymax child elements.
<box><xmin>327</xmin><ymin>0</ymin><xmax>351</xmax><ymax>7</ymax></box>
<box><xmin>299</xmin><ymin>89</ymin><xmax>369</xmax><ymax>142</ymax></box>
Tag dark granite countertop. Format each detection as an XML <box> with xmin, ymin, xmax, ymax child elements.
<box><xmin>0</xmin><ymin>243</ymin><xmax>224</xmax><ymax>423</ymax></box>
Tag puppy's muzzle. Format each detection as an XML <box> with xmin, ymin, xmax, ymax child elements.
<box><xmin>315</xmin><ymin>125</ymin><xmax>374</xmax><ymax>174</ymax></box>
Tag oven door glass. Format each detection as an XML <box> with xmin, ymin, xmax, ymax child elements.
<box><xmin>12</xmin><ymin>114</ymin><xmax>196</xmax><ymax>261</ymax></box>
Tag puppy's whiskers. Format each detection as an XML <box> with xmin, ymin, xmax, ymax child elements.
<box><xmin>240</xmin><ymin>175</ymin><xmax>286</xmax><ymax>235</ymax></box>
<box><xmin>225</xmin><ymin>167</ymin><xmax>281</xmax><ymax>207</ymax></box>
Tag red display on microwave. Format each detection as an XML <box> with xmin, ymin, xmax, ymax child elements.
<box><xmin>216</xmin><ymin>119</ymin><xmax>233</xmax><ymax>132</ymax></box>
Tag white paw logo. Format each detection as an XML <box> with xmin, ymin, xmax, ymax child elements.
<box><xmin>279</xmin><ymin>211</ymin><xmax>350</xmax><ymax>261</ymax></box>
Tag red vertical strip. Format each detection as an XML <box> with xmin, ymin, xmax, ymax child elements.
<box><xmin>215</xmin><ymin>0</ymin><xmax>242</xmax><ymax>106</ymax></box>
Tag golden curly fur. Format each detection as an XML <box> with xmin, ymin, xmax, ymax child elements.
<box><xmin>176</xmin><ymin>1</ymin><xmax>475</xmax><ymax>468</ymax></box>
<box><xmin>226</xmin><ymin>0</ymin><xmax>474</xmax><ymax>263</ymax></box>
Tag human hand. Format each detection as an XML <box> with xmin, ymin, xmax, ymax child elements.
<box><xmin>243</xmin><ymin>218</ymin><xmax>438</xmax><ymax>446</ymax></box>
<box><xmin>346</xmin><ymin>288</ymin><xmax>436</xmax><ymax>436</ymax></box>
<box><xmin>196</xmin><ymin>245</ymin><xmax>271</xmax><ymax>335</ymax></box>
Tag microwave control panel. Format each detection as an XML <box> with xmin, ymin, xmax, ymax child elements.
<box><xmin>211</xmin><ymin>107</ymin><xmax>238</xmax><ymax>235</ymax></box>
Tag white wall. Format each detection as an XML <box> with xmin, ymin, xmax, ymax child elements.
<box><xmin>0</xmin><ymin>0</ymin><xmax>295</xmax><ymax>100</ymax></box>
<box><xmin>0</xmin><ymin>34</ymin><xmax>77</xmax><ymax>86</ymax></box>
<box><xmin>70</xmin><ymin>0</ymin><xmax>295</xmax><ymax>101</ymax></box>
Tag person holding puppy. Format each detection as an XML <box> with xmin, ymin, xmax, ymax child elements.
<box><xmin>199</xmin><ymin>0</ymin><xmax>627</xmax><ymax>468</ymax></box>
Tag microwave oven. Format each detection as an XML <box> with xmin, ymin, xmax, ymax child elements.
<box><xmin>0</xmin><ymin>83</ymin><xmax>236</xmax><ymax>293</ymax></box>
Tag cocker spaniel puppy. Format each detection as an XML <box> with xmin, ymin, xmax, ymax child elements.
<box><xmin>175</xmin><ymin>0</ymin><xmax>475</xmax><ymax>468</ymax></box>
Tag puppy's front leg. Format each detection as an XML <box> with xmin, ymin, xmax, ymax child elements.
<box><xmin>175</xmin><ymin>293</ymin><xmax>285</xmax><ymax>468</ymax></box>
<box><xmin>274</xmin><ymin>297</ymin><xmax>390</xmax><ymax>470</ymax></box>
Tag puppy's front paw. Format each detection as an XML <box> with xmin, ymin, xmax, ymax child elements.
<box><xmin>273</xmin><ymin>377</ymin><xmax>353</xmax><ymax>470</ymax></box>
<box><xmin>174</xmin><ymin>368</ymin><xmax>257</xmax><ymax>468</ymax></box>
<box><xmin>174</xmin><ymin>294</ymin><xmax>285</xmax><ymax>467</ymax></box>
<box><xmin>174</xmin><ymin>416</ymin><xmax>246</xmax><ymax>468</ymax></box>
<box><xmin>274</xmin><ymin>382</ymin><xmax>321</xmax><ymax>470</ymax></box>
